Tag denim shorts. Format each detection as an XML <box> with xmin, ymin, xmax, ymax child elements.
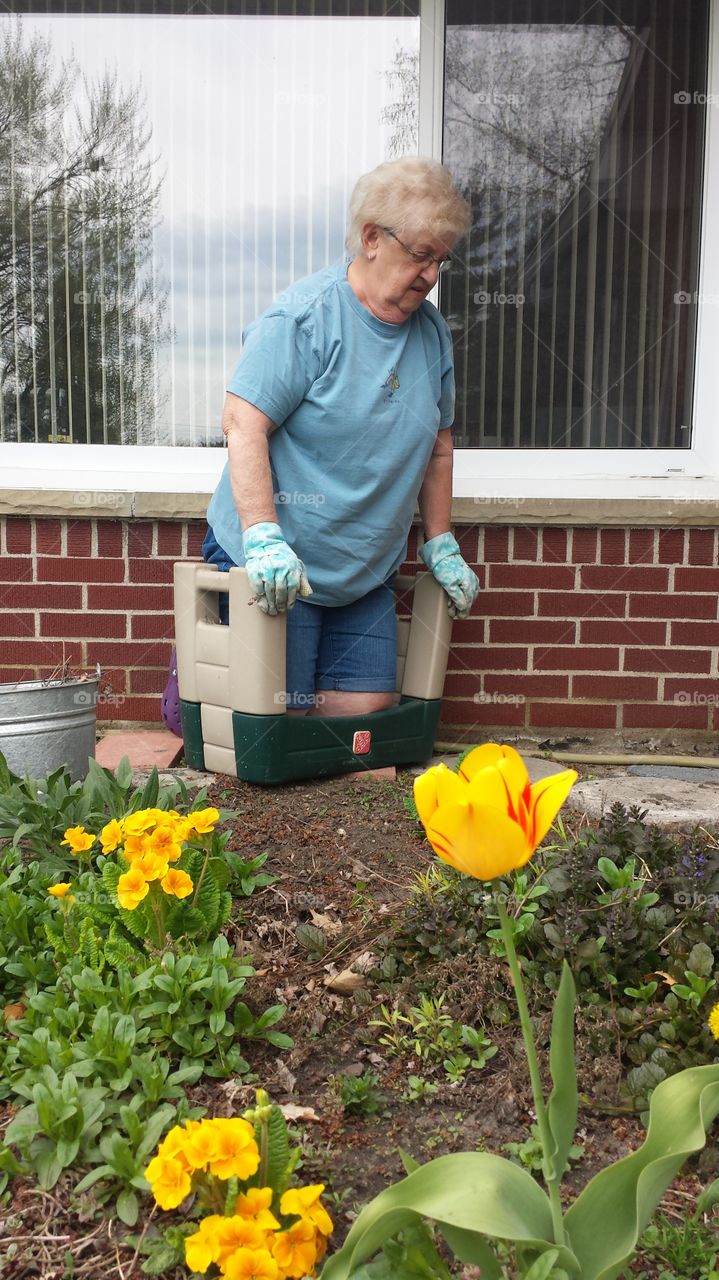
<box><xmin>202</xmin><ymin>527</ymin><xmax>397</xmax><ymax>709</ymax></box>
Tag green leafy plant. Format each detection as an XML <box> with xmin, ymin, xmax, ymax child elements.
<box><xmin>338</xmin><ymin>1071</ymin><xmax>383</xmax><ymax>1117</ymax></box>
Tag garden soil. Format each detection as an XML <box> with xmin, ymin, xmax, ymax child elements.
<box><xmin>1</xmin><ymin>766</ymin><xmax>715</xmax><ymax>1279</ymax></box>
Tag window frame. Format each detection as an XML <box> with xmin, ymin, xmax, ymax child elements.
<box><xmin>1</xmin><ymin>0</ymin><xmax>718</xmax><ymax>500</ymax></box>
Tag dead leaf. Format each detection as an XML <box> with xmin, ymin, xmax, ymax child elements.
<box><xmin>325</xmin><ymin>968</ymin><xmax>365</xmax><ymax>995</ymax></box>
<box><xmin>3</xmin><ymin>1002</ymin><xmax>25</xmax><ymax>1023</ymax></box>
<box><xmin>310</xmin><ymin>909</ymin><xmax>344</xmax><ymax>939</ymax></box>
<box><xmin>279</xmin><ymin>1104</ymin><xmax>320</xmax><ymax>1123</ymax></box>
<box><xmin>275</xmin><ymin>1059</ymin><xmax>297</xmax><ymax>1093</ymax></box>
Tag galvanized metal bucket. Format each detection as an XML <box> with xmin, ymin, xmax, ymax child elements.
<box><xmin>0</xmin><ymin>672</ymin><xmax>100</xmax><ymax>782</ymax></box>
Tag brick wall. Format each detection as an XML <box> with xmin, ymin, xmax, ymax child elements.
<box><xmin>1</xmin><ymin>515</ymin><xmax>717</xmax><ymax>747</ymax></box>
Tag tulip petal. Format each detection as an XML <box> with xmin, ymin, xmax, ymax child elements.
<box><xmin>427</xmin><ymin>799</ymin><xmax>529</xmax><ymax>881</ymax></box>
<box><xmin>465</xmin><ymin>764</ymin><xmax>512</xmax><ymax>812</ymax></box>
<box><xmin>457</xmin><ymin>744</ymin><xmax>507</xmax><ymax>782</ymax></box>
<box><xmin>414</xmin><ymin>766</ymin><xmax>442</xmax><ymax>829</ymax></box>
<box><xmin>529</xmin><ymin>769</ymin><xmax>578</xmax><ymax>849</ymax></box>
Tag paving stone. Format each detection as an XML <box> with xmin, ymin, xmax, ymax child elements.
<box><xmin>627</xmin><ymin>763</ymin><xmax>719</xmax><ymax>783</ymax></box>
<box><xmin>95</xmin><ymin>729</ymin><xmax>183</xmax><ymax>772</ymax></box>
<box><xmin>343</xmin><ymin>765</ymin><xmax>397</xmax><ymax>782</ymax></box>
<box><xmin>566</xmin><ymin>775</ymin><xmax>719</xmax><ymax>829</ymax></box>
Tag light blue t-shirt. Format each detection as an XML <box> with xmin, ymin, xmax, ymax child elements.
<box><xmin>207</xmin><ymin>260</ymin><xmax>455</xmax><ymax>607</ymax></box>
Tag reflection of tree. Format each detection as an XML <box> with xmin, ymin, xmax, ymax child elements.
<box><xmin>0</xmin><ymin>21</ymin><xmax>169</xmax><ymax>444</ymax></box>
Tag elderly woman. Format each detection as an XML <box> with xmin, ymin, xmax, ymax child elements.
<box><xmin>202</xmin><ymin>156</ymin><xmax>479</xmax><ymax>715</ymax></box>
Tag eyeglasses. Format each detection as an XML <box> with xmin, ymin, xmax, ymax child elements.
<box><xmin>380</xmin><ymin>227</ymin><xmax>453</xmax><ymax>273</ymax></box>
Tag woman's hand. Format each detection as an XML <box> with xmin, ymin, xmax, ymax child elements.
<box><xmin>420</xmin><ymin>532</ymin><xmax>479</xmax><ymax>620</ymax></box>
<box><xmin>242</xmin><ymin>521</ymin><xmax>313</xmax><ymax>614</ymax></box>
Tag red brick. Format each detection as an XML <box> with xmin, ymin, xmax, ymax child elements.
<box><xmin>66</xmin><ymin>523</ymin><xmax>92</xmax><ymax>557</ymax></box>
<box><xmin>0</xmin><ymin>667</ymin><xmax>36</xmax><ymax>682</ymax></box>
<box><xmin>664</xmin><ymin>678</ymin><xmax>719</xmax><ymax>702</ymax></box>
<box><xmin>489</xmin><ymin>565</ymin><xmax>575</xmax><ymax>590</ymax></box>
<box><xmin>37</xmin><ymin>557</ymin><xmax>124</xmax><ymax>583</ymax></box>
<box><xmin>580</xmin><ymin>619</ymin><xmax>667</xmax><ymax>646</ymax></box>
<box><xmin>455</xmin><ymin>528</ymin><xmax>480</xmax><ymax>563</ymax></box>
<box><xmin>484</xmin><ymin>673</ymin><xmax>569</xmax><ymax>698</ymax></box>
<box><xmin>444</xmin><ymin>672</ymin><xmax>485</xmax><ymax>699</ymax></box>
<box><xmin>484</xmin><ymin>527</ymin><xmax>510</xmax><ymax>562</ymax></box>
<box><xmin>2</xmin><ymin>584</ymin><xmax>83</xmax><ymax>610</ymax></box>
<box><xmin>464</xmin><ymin>699</ymin><xmax>526</xmax><ymax>726</ymax></box>
<box><xmin>35</xmin><ymin>520</ymin><xmax>63</xmax><ymax>555</ymax></box>
<box><xmin>489</xmin><ymin>619</ymin><xmax>576</xmax><ymax>645</ymax></box>
<box><xmin>5</xmin><ymin>518</ymin><xmax>32</xmax><ymax>554</ymax></box>
<box><xmin>623</xmin><ymin>703</ymin><xmax>708</xmax><ymax>729</ymax></box>
<box><xmin>533</xmin><ymin>646</ymin><xmax>620</xmax><ymax>671</ymax></box>
<box><xmin>0</xmin><ymin>613</ymin><xmax>35</xmax><ymax>637</ymax></box>
<box><xmin>541</xmin><ymin>529</ymin><xmax>568</xmax><ymax>563</ymax></box>
<box><xmin>600</xmin><ymin>529</ymin><xmax>627</xmax><ymax>563</ymax></box>
<box><xmin>530</xmin><ymin>702</ymin><xmax>618</xmax><ymax>729</ymax></box>
<box><xmin>439</xmin><ymin>699</ymin><xmax>504</xmax><ymax>725</ymax></box>
<box><xmin>477</xmin><ymin>591</ymin><xmax>535</xmax><ymax>618</ymax></box>
<box><xmin>448</xmin><ymin>645</ymin><xmax>529</xmax><ymax>673</ymax></box>
<box><xmin>128</xmin><ymin>558</ymin><xmax>175</xmax><ymax>584</ymax></box>
<box><xmin>96</xmin><ymin>695</ymin><xmax>162</xmax><ymax>724</ymax></box>
<box><xmin>538</xmin><ymin>592</ymin><xmax>626</xmax><ymax>619</ymax></box>
<box><xmin>88</xmin><ymin>641</ymin><xmax>173</xmax><ymax>668</ymax></box>
<box><xmin>39</xmin><ymin>613</ymin><xmax>127</xmax><ymax>639</ymax></box>
<box><xmin>571</xmin><ymin>529</ymin><xmax>598</xmax><ymax>563</ymax></box>
<box><xmin>670</xmin><ymin>621</ymin><xmax>719</xmax><ymax>646</ymax></box>
<box><xmin>0</xmin><ymin>557</ymin><xmax>34</xmax><ymax>582</ymax></box>
<box><xmin>572</xmin><ymin>674</ymin><xmax>659</xmax><ymax>700</ymax></box>
<box><xmin>0</xmin><ymin>639</ymin><xmax>83</xmax><ymax>665</ymax></box>
<box><xmin>628</xmin><ymin>593</ymin><xmax>717</xmax><ymax>620</ymax></box>
<box><xmin>97</xmin><ymin>669</ymin><xmax>128</xmax><ymax>696</ymax></box>
<box><xmin>186</xmin><ymin>523</ymin><xmax>207</xmax><ymax>557</ymax></box>
<box><xmin>513</xmin><ymin>528</ymin><xmax>539</xmax><ymax>560</ymax></box>
<box><xmin>128</xmin><ymin>523</ymin><xmax>155</xmax><ymax>557</ymax></box>
<box><xmin>687</xmin><ymin>529</ymin><xmax>716</xmax><ymax>565</ymax></box>
<box><xmin>580</xmin><ymin>565</ymin><xmax>669</xmax><ymax>592</ymax></box>
<box><xmin>657</xmin><ymin>530</ymin><xmax>686</xmax><ymax>564</ymax></box>
<box><xmin>452</xmin><ymin>618</ymin><xmax>487</xmax><ymax>643</ymax></box>
<box><xmin>674</xmin><ymin>567</ymin><xmax>719</xmax><ymax>592</ymax></box>
<box><xmin>156</xmin><ymin>524</ymin><xmax>184</xmax><ymax>557</ymax></box>
<box><xmin>87</xmin><ymin>584</ymin><xmax>174</xmax><ymax>611</ymax></box>
<box><xmin>129</xmin><ymin>667</ymin><xmax>172</xmax><ymax>694</ymax></box>
<box><xmin>623</xmin><ymin>647</ymin><xmax>712</xmax><ymax>674</ymax></box>
<box><xmin>130</xmin><ymin>614</ymin><xmax>175</xmax><ymax>640</ymax></box>
<box><xmin>628</xmin><ymin>529</ymin><xmax>656</xmax><ymax>564</ymax></box>
<box><xmin>96</xmin><ymin>521</ymin><xmax>124</xmax><ymax>557</ymax></box>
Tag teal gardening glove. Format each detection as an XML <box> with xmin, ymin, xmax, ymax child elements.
<box><xmin>242</xmin><ymin>521</ymin><xmax>313</xmax><ymax>614</ymax></box>
<box><xmin>420</xmin><ymin>532</ymin><xmax>479</xmax><ymax>620</ymax></box>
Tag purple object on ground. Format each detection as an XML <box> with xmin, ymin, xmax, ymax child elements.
<box><xmin>161</xmin><ymin>647</ymin><xmax>183</xmax><ymax>737</ymax></box>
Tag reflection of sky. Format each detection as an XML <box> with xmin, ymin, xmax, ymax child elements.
<box><xmin>11</xmin><ymin>14</ymin><xmax>419</xmax><ymax>443</ymax></box>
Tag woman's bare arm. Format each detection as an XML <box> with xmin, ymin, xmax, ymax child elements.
<box><xmin>221</xmin><ymin>392</ymin><xmax>278</xmax><ymax>531</ymax></box>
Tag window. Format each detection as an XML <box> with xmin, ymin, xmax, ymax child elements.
<box><xmin>441</xmin><ymin>0</ymin><xmax>710</xmax><ymax>452</ymax></box>
<box><xmin>0</xmin><ymin>1</ymin><xmax>419</xmax><ymax>448</ymax></box>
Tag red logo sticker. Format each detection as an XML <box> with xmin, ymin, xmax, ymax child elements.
<box><xmin>352</xmin><ymin>730</ymin><xmax>371</xmax><ymax>755</ymax></box>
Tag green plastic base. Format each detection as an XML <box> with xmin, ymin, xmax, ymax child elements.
<box><xmin>179</xmin><ymin>696</ymin><xmax>441</xmax><ymax>785</ymax></box>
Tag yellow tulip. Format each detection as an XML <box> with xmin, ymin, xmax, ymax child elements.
<box><xmin>414</xmin><ymin>744</ymin><xmax>577</xmax><ymax>881</ymax></box>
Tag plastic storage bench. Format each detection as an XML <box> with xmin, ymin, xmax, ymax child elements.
<box><xmin>173</xmin><ymin>562</ymin><xmax>452</xmax><ymax>785</ymax></box>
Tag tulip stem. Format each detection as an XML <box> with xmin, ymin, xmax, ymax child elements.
<box><xmin>497</xmin><ymin>898</ymin><xmax>565</xmax><ymax>1249</ymax></box>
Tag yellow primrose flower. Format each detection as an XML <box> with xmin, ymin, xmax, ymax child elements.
<box><xmin>182</xmin><ymin>1121</ymin><xmax>219</xmax><ymax>1171</ymax></box>
<box><xmin>123</xmin><ymin>833</ymin><xmax>150</xmax><ymax>860</ymax></box>
<box><xmin>234</xmin><ymin>1186</ymin><xmax>281</xmax><ymax>1231</ymax></box>
<box><xmin>117</xmin><ymin>867</ymin><xmax>149</xmax><ymax>910</ymax></box>
<box><xmin>224</xmin><ymin>1247</ymin><xmax>279</xmax><ymax>1280</ymax></box>
<box><xmin>157</xmin><ymin>1124</ymin><xmax>192</xmax><ymax>1165</ymax></box>
<box><xmin>414</xmin><ymin>743</ymin><xmax>577</xmax><ymax>882</ymax></box>
<box><xmin>61</xmin><ymin>825</ymin><xmax>96</xmax><ymax>854</ymax></box>
<box><xmin>186</xmin><ymin>806</ymin><xmax>220</xmax><ymax>835</ymax></box>
<box><xmin>185</xmin><ymin>1215</ymin><xmax>223</xmax><ymax>1273</ymax></box>
<box><xmin>132</xmin><ymin>850</ymin><xmax>169</xmax><ymax>882</ymax></box>
<box><xmin>280</xmin><ymin>1185</ymin><xmax>333</xmax><ymax>1237</ymax></box>
<box><xmin>215</xmin><ymin>1218</ymin><xmax>267</xmax><ymax>1268</ymax></box>
<box><xmin>122</xmin><ymin>809</ymin><xmax>157</xmax><ymax>837</ymax></box>
<box><xmin>207</xmin><ymin>1118</ymin><xmax>260</xmax><ymax>1181</ymax></box>
<box><xmin>99</xmin><ymin>819</ymin><xmax>123</xmax><ymax>854</ymax></box>
<box><xmin>47</xmin><ymin>882</ymin><xmax>73</xmax><ymax>899</ymax></box>
<box><xmin>144</xmin><ymin>1154</ymin><xmax>191</xmax><ymax>1210</ymax></box>
<box><xmin>709</xmin><ymin>1001</ymin><xmax>719</xmax><ymax>1042</ymax></box>
<box><xmin>147</xmin><ymin>824</ymin><xmax>183</xmax><ymax>863</ymax></box>
<box><xmin>271</xmin><ymin>1218</ymin><xmax>317</xmax><ymax>1278</ymax></box>
<box><xmin>161</xmin><ymin>867</ymin><xmax>194</xmax><ymax>899</ymax></box>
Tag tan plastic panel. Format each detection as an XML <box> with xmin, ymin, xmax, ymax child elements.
<box><xmin>400</xmin><ymin>573</ymin><xmax>452</xmax><ymax>700</ymax></box>
<box><xmin>204</xmin><ymin>743</ymin><xmax>238</xmax><ymax>777</ymax></box>
<box><xmin>201</xmin><ymin>704</ymin><xmax>234</xmax><ymax>749</ymax></box>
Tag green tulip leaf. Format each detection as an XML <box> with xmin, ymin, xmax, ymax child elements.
<box><xmin>438</xmin><ymin>1224</ymin><xmax>503</xmax><ymax>1279</ymax></box>
<box><xmin>546</xmin><ymin>961</ymin><xmax>578</xmax><ymax>1180</ymax></box>
<box><xmin>523</xmin><ymin>1250</ymin><xmax>561</xmax><ymax>1280</ymax></box>
<box><xmin>564</xmin><ymin>1064</ymin><xmax>719</xmax><ymax>1280</ymax></box>
<box><xmin>320</xmin><ymin>1152</ymin><xmax>578</xmax><ymax>1280</ymax></box>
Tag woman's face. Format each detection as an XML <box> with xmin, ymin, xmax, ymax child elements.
<box><xmin>361</xmin><ymin>224</ymin><xmax>455</xmax><ymax>324</ymax></box>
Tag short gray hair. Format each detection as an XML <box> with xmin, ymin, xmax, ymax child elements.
<box><xmin>346</xmin><ymin>156</ymin><xmax>470</xmax><ymax>257</ymax></box>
